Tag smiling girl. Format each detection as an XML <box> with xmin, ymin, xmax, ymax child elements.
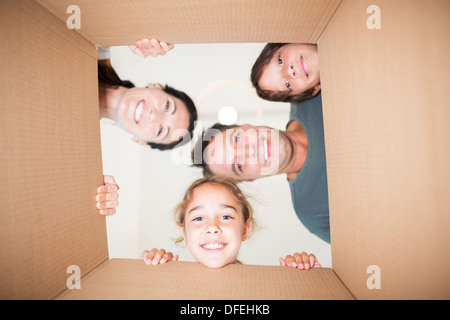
<box><xmin>141</xmin><ymin>177</ymin><xmax>321</xmax><ymax>269</ymax></box>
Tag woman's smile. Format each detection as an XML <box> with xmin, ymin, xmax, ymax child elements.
<box><xmin>134</xmin><ymin>99</ymin><xmax>145</xmax><ymax>124</ymax></box>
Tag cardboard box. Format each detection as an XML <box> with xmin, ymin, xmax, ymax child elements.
<box><xmin>1</xmin><ymin>0</ymin><xmax>449</xmax><ymax>301</ymax></box>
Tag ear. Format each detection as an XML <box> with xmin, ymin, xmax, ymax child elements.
<box><xmin>311</xmin><ymin>84</ymin><xmax>321</xmax><ymax>96</ymax></box>
<box><xmin>131</xmin><ymin>136</ymin><xmax>148</xmax><ymax>146</ymax></box>
<box><xmin>147</xmin><ymin>83</ymin><xmax>164</xmax><ymax>89</ymax></box>
<box><xmin>179</xmin><ymin>225</ymin><xmax>186</xmax><ymax>240</ymax></box>
<box><xmin>241</xmin><ymin>220</ymin><xmax>253</xmax><ymax>242</ymax></box>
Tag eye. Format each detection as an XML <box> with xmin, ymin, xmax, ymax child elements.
<box><xmin>237</xmin><ymin>163</ymin><xmax>243</xmax><ymax>172</ymax></box>
<box><xmin>192</xmin><ymin>216</ymin><xmax>204</xmax><ymax>222</ymax></box>
<box><xmin>278</xmin><ymin>55</ymin><xmax>283</xmax><ymax>65</ymax></box>
<box><xmin>234</xmin><ymin>134</ymin><xmax>240</xmax><ymax>144</ymax></box>
<box><xmin>286</xmin><ymin>81</ymin><xmax>292</xmax><ymax>90</ymax></box>
<box><xmin>221</xmin><ymin>214</ymin><xmax>233</xmax><ymax>220</ymax></box>
<box><xmin>157</xmin><ymin>126</ymin><xmax>163</xmax><ymax>137</ymax></box>
<box><xmin>164</xmin><ymin>100</ymin><xmax>169</xmax><ymax>112</ymax></box>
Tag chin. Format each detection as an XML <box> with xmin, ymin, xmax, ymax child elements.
<box><xmin>201</xmin><ymin>260</ymin><xmax>228</xmax><ymax>269</ymax></box>
<box><xmin>196</xmin><ymin>256</ymin><xmax>236</xmax><ymax>269</ymax></box>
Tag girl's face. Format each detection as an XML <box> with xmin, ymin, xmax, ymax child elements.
<box><xmin>258</xmin><ymin>43</ymin><xmax>321</xmax><ymax>97</ymax></box>
<box><xmin>116</xmin><ymin>84</ymin><xmax>190</xmax><ymax>145</ymax></box>
<box><xmin>180</xmin><ymin>183</ymin><xmax>252</xmax><ymax>269</ymax></box>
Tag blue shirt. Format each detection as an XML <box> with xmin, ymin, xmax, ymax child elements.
<box><xmin>287</xmin><ymin>92</ymin><xmax>330</xmax><ymax>243</ymax></box>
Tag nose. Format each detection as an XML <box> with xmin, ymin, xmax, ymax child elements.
<box><xmin>206</xmin><ymin>220</ymin><xmax>222</xmax><ymax>235</ymax></box>
<box><xmin>236</xmin><ymin>140</ymin><xmax>251</xmax><ymax>155</ymax></box>
<box><xmin>148</xmin><ymin>108</ymin><xmax>164</xmax><ymax>123</ymax></box>
<box><xmin>235</xmin><ymin>133</ymin><xmax>257</xmax><ymax>164</ymax></box>
<box><xmin>286</xmin><ymin>63</ymin><xmax>296</xmax><ymax>78</ymax></box>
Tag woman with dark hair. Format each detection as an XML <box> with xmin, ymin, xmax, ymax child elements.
<box><xmin>96</xmin><ymin>39</ymin><xmax>198</xmax><ymax>215</ymax></box>
<box><xmin>98</xmin><ymin>42</ymin><xmax>197</xmax><ymax>151</ymax></box>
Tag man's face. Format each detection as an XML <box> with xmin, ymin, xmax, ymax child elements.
<box><xmin>204</xmin><ymin>125</ymin><xmax>291</xmax><ymax>180</ymax></box>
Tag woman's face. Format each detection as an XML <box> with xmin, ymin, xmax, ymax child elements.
<box><xmin>181</xmin><ymin>183</ymin><xmax>252</xmax><ymax>269</ymax></box>
<box><xmin>116</xmin><ymin>85</ymin><xmax>190</xmax><ymax>145</ymax></box>
<box><xmin>259</xmin><ymin>43</ymin><xmax>321</xmax><ymax>97</ymax></box>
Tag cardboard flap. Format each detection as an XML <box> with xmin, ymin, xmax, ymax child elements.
<box><xmin>0</xmin><ymin>0</ymin><xmax>107</xmax><ymax>299</ymax></box>
<box><xmin>319</xmin><ymin>0</ymin><xmax>450</xmax><ymax>299</ymax></box>
<box><xmin>56</xmin><ymin>259</ymin><xmax>354</xmax><ymax>300</ymax></box>
<box><xmin>37</xmin><ymin>0</ymin><xmax>342</xmax><ymax>45</ymax></box>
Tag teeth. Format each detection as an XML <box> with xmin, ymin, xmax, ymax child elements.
<box><xmin>263</xmin><ymin>138</ymin><xmax>268</xmax><ymax>164</ymax></box>
<box><xmin>135</xmin><ymin>101</ymin><xmax>143</xmax><ymax>123</ymax></box>
<box><xmin>202</xmin><ymin>243</ymin><xmax>224</xmax><ymax>250</ymax></box>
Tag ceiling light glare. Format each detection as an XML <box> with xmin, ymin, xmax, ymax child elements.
<box><xmin>218</xmin><ymin>106</ymin><xmax>238</xmax><ymax>125</ymax></box>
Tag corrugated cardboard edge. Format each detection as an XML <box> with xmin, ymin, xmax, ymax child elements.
<box><xmin>0</xmin><ymin>0</ymin><xmax>108</xmax><ymax>299</ymax></box>
<box><xmin>318</xmin><ymin>0</ymin><xmax>450</xmax><ymax>299</ymax></box>
<box><xmin>36</xmin><ymin>0</ymin><xmax>342</xmax><ymax>45</ymax></box>
<box><xmin>56</xmin><ymin>259</ymin><xmax>354</xmax><ymax>300</ymax></box>
<box><xmin>316</xmin><ymin>0</ymin><xmax>343</xmax><ymax>44</ymax></box>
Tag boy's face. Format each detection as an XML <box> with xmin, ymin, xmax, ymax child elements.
<box><xmin>258</xmin><ymin>43</ymin><xmax>321</xmax><ymax>97</ymax></box>
<box><xmin>180</xmin><ymin>183</ymin><xmax>252</xmax><ymax>268</ymax></box>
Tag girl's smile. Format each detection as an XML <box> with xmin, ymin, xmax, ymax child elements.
<box><xmin>180</xmin><ymin>183</ymin><xmax>252</xmax><ymax>268</ymax></box>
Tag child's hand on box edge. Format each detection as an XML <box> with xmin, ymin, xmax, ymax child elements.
<box><xmin>279</xmin><ymin>251</ymin><xmax>321</xmax><ymax>270</ymax></box>
<box><xmin>96</xmin><ymin>175</ymin><xmax>119</xmax><ymax>216</ymax></box>
<box><xmin>129</xmin><ymin>38</ymin><xmax>174</xmax><ymax>58</ymax></box>
<box><xmin>141</xmin><ymin>248</ymin><xmax>179</xmax><ymax>265</ymax></box>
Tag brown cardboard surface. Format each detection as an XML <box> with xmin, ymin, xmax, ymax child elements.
<box><xmin>1</xmin><ymin>0</ymin><xmax>353</xmax><ymax>301</ymax></box>
<box><xmin>37</xmin><ymin>0</ymin><xmax>342</xmax><ymax>46</ymax></box>
<box><xmin>319</xmin><ymin>0</ymin><xmax>450</xmax><ymax>299</ymax></box>
<box><xmin>0</xmin><ymin>0</ymin><xmax>107</xmax><ymax>299</ymax></box>
<box><xmin>2</xmin><ymin>0</ymin><xmax>449</xmax><ymax>301</ymax></box>
<box><xmin>56</xmin><ymin>259</ymin><xmax>354</xmax><ymax>300</ymax></box>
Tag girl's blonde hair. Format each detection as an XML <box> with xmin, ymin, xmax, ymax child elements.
<box><xmin>174</xmin><ymin>177</ymin><xmax>254</xmax><ymax>245</ymax></box>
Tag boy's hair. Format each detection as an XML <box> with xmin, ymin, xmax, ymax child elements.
<box><xmin>250</xmin><ymin>43</ymin><xmax>317</xmax><ymax>103</ymax></box>
<box><xmin>174</xmin><ymin>176</ymin><xmax>254</xmax><ymax>245</ymax></box>
<box><xmin>191</xmin><ymin>123</ymin><xmax>238</xmax><ymax>178</ymax></box>
<box><xmin>97</xmin><ymin>62</ymin><xmax>198</xmax><ymax>150</ymax></box>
